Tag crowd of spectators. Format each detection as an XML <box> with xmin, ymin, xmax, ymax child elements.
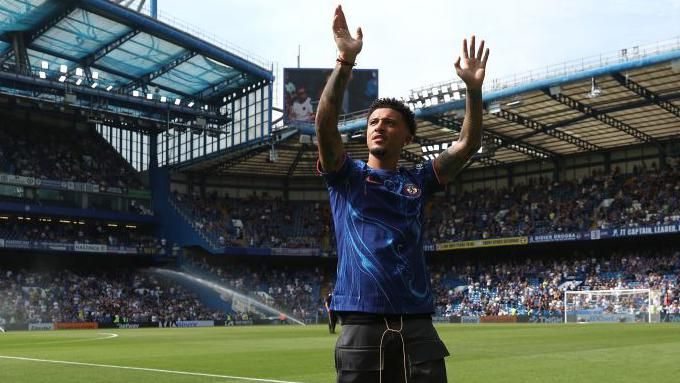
<box><xmin>0</xmin><ymin>268</ymin><xmax>224</xmax><ymax>326</ymax></box>
<box><xmin>430</xmin><ymin>248</ymin><xmax>680</xmax><ymax>319</ymax></box>
<box><xmin>426</xmin><ymin>159</ymin><xmax>680</xmax><ymax>244</ymax></box>
<box><xmin>0</xmin><ymin>247</ymin><xmax>677</xmax><ymax>327</ymax></box>
<box><xmin>173</xmin><ymin>191</ymin><xmax>333</xmax><ymax>250</ymax></box>
<box><xmin>0</xmin><ymin>216</ymin><xmax>160</xmax><ymax>250</ymax></box>
<box><xmin>0</xmin><ymin>123</ymin><xmax>143</xmax><ymax>189</ymax></box>
<box><xmin>173</xmin><ymin>158</ymin><xmax>680</xmax><ymax>250</ymax></box>
<box><xmin>185</xmin><ymin>256</ymin><xmax>332</xmax><ymax>322</ymax></box>
<box><xmin>184</xmin><ymin>246</ymin><xmax>679</xmax><ymax>323</ymax></box>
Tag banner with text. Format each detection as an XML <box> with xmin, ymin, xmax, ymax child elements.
<box><xmin>436</xmin><ymin>236</ymin><xmax>528</xmax><ymax>251</ymax></box>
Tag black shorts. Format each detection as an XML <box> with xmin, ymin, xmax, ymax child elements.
<box><xmin>334</xmin><ymin>312</ymin><xmax>449</xmax><ymax>383</ymax></box>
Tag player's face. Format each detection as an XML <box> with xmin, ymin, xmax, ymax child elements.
<box><xmin>366</xmin><ymin>108</ymin><xmax>411</xmax><ymax>158</ymax></box>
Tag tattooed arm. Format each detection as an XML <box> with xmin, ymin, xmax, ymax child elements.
<box><xmin>315</xmin><ymin>5</ymin><xmax>363</xmax><ymax>172</ymax></box>
<box><xmin>435</xmin><ymin>35</ymin><xmax>490</xmax><ymax>184</ymax></box>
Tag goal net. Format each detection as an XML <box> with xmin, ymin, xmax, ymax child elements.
<box><xmin>564</xmin><ymin>289</ymin><xmax>661</xmax><ymax>323</ymax></box>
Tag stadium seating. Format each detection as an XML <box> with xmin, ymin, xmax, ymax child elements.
<box><xmin>430</xmin><ymin>247</ymin><xmax>680</xmax><ymax>318</ymax></box>
<box><xmin>173</xmin><ymin>157</ymin><xmax>680</xmax><ymax>250</ymax></box>
<box><xmin>0</xmin><ymin>216</ymin><xmax>159</xmax><ymax>250</ymax></box>
<box><xmin>0</xmin><ymin>268</ymin><xmax>226</xmax><ymax>325</ymax></box>
<box><xmin>0</xmin><ymin>123</ymin><xmax>144</xmax><ymax>189</ymax></box>
<box><xmin>184</xmin><ymin>256</ymin><xmax>330</xmax><ymax>322</ymax></box>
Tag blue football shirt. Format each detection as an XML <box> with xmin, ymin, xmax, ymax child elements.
<box><xmin>319</xmin><ymin>154</ymin><xmax>444</xmax><ymax>314</ymax></box>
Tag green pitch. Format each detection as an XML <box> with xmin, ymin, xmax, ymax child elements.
<box><xmin>1</xmin><ymin>324</ymin><xmax>679</xmax><ymax>382</ymax></box>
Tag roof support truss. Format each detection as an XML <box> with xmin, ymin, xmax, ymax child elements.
<box><xmin>120</xmin><ymin>49</ymin><xmax>198</xmax><ymax>94</ymax></box>
<box><xmin>611</xmin><ymin>72</ymin><xmax>680</xmax><ymax>119</ymax></box>
<box><xmin>495</xmin><ymin>109</ymin><xmax>601</xmax><ymax>151</ymax></box>
<box><xmin>413</xmin><ymin>134</ymin><xmax>504</xmax><ymax>167</ymax></box>
<box><xmin>426</xmin><ymin>115</ymin><xmax>557</xmax><ymax>160</ymax></box>
<box><xmin>287</xmin><ymin>146</ymin><xmax>306</xmax><ymax>177</ymax></box>
<box><xmin>69</xmin><ymin>29</ymin><xmax>139</xmax><ymax>78</ymax></box>
<box><xmin>544</xmin><ymin>89</ymin><xmax>659</xmax><ymax>146</ymax></box>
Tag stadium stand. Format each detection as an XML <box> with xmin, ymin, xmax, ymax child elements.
<box><xmin>0</xmin><ymin>122</ymin><xmax>144</xmax><ymax>190</ymax></box>
<box><xmin>1</xmin><ymin>0</ymin><xmax>680</xmax><ymax>332</ymax></box>
<box><xmin>430</xmin><ymin>246</ymin><xmax>680</xmax><ymax>319</ymax></box>
<box><xmin>171</xmin><ymin>191</ymin><xmax>333</xmax><ymax>251</ymax></box>
<box><xmin>0</xmin><ymin>267</ymin><xmax>225</xmax><ymax>325</ymax></box>
<box><xmin>183</xmin><ymin>256</ymin><xmax>333</xmax><ymax>322</ymax></box>
<box><xmin>169</xmin><ymin>155</ymin><xmax>680</xmax><ymax>251</ymax></box>
<box><xmin>0</xmin><ymin>215</ymin><xmax>159</xmax><ymax>249</ymax></box>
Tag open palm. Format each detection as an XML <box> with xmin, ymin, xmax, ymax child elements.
<box><xmin>455</xmin><ymin>35</ymin><xmax>490</xmax><ymax>90</ymax></box>
<box><xmin>332</xmin><ymin>5</ymin><xmax>363</xmax><ymax>62</ymax></box>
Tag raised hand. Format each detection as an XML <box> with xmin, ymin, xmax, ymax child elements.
<box><xmin>332</xmin><ymin>5</ymin><xmax>363</xmax><ymax>63</ymax></box>
<box><xmin>455</xmin><ymin>35</ymin><xmax>490</xmax><ymax>91</ymax></box>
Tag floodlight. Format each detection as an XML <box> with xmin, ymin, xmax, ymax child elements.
<box><xmin>38</xmin><ymin>71</ymin><xmax>46</xmax><ymax>79</ymax></box>
<box><xmin>75</xmin><ymin>67</ymin><xmax>84</xmax><ymax>76</ymax></box>
<box><xmin>91</xmin><ymin>82</ymin><xmax>98</xmax><ymax>88</ymax></box>
<box><xmin>587</xmin><ymin>77</ymin><xmax>602</xmax><ymax>98</ymax></box>
<box><xmin>58</xmin><ymin>75</ymin><xmax>66</xmax><ymax>82</ymax></box>
<box><xmin>488</xmin><ymin>102</ymin><xmax>501</xmax><ymax>114</ymax></box>
<box><xmin>106</xmin><ymin>85</ymin><xmax>113</xmax><ymax>91</ymax></box>
<box><xmin>59</xmin><ymin>64</ymin><xmax>68</xmax><ymax>73</ymax></box>
<box><xmin>75</xmin><ymin>78</ymin><xmax>83</xmax><ymax>86</ymax></box>
<box><xmin>41</xmin><ymin>61</ymin><xmax>49</xmax><ymax>70</ymax></box>
<box><xmin>506</xmin><ymin>100</ymin><xmax>522</xmax><ymax>107</ymax></box>
<box><xmin>187</xmin><ymin>101</ymin><xmax>195</xmax><ymax>107</ymax></box>
<box><xmin>174</xmin><ymin>98</ymin><xmax>181</xmax><ymax>105</ymax></box>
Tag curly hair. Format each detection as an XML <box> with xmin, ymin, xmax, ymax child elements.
<box><xmin>367</xmin><ymin>98</ymin><xmax>417</xmax><ymax>136</ymax></box>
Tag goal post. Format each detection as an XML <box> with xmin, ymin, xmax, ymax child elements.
<box><xmin>564</xmin><ymin>289</ymin><xmax>661</xmax><ymax>323</ymax></box>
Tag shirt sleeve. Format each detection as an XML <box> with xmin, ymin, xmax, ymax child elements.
<box><xmin>316</xmin><ymin>153</ymin><xmax>356</xmax><ymax>187</ymax></box>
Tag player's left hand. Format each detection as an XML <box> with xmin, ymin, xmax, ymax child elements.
<box><xmin>455</xmin><ymin>35</ymin><xmax>490</xmax><ymax>91</ymax></box>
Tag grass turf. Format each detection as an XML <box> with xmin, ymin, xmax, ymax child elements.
<box><xmin>1</xmin><ymin>323</ymin><xmax>679</xmax><ymax>382</ymax></box>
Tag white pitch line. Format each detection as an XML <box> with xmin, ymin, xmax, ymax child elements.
<box><xmin>0</xmin><ymin>355</ymin><xmax>305</xmax><ymax>383</ymax></box>
<box><xmin>95</xmin><ymin>332</ymin><xmax>119</xmax><ymax>340</ymax></box>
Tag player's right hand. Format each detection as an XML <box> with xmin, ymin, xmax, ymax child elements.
<box><xmin>332</xmin><ymin>5</ymin><xmax>363</xmax><ymax>63</ymax></box>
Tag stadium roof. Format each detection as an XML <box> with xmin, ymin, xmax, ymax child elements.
<box><xmin>178</xmin><ymin>37</ymin><xmax>680</xmax><ymax>177</ymax></box>
<box><xmin>0</xmin><ymin>0</ymin><xmax>272</xmax><ymax>106</ymax></box>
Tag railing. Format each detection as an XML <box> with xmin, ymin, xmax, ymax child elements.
<box><xmin>167</xmin><ymin>197</ymin><xmax>221</xmax><ymax>250</ymax></box>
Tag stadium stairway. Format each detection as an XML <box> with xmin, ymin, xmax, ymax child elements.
<box><xmin>150</xmin><ymin>166</ymin><xmax>219</xmax><ymax>253</ymax></box>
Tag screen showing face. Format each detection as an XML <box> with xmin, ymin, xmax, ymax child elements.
<box><xmin>283</xmin><ymin>68</ymin><xmax>379</xmax><ymax>124</ymax></box>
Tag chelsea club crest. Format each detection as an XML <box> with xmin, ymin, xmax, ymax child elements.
<box><xmin>403</xmin><ymin>183</ymin><xmax>421</xmax><ymax>197</ymax></box>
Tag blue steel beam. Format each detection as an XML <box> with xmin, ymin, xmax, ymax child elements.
<box><xmin>0</xmin><ymin>70</ymin><xmax>223</xmax><ymax>121</ymax></box>
<box><xmin>78</xmin><ymin>0</ymin><xmax>273</xmax><ymax>81</ymax></box>
<box><xmin>28</xmin><ymin>44</ymin><xmax>195</xmax><ymax>99</ymax></box>
<box><xmin>68</xmin><ymin>29</ymin><xmax>140</xmax><ymax>77</ymax></box>
<box><xmin>120</xmin><ymin>49</ymin><xmax>198</xmax><ymax>94</ymax></box>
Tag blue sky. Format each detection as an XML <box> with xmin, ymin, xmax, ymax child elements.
<box><xmin>154</xmin><ymin>0</ymin><xmax>680</xmax><ymax>103</ymax></box>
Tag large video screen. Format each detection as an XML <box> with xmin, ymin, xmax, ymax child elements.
<box><xmin>283</xmin><ymin>68</ymin><xmax>379</xmax><ymax>124</ymax></box>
